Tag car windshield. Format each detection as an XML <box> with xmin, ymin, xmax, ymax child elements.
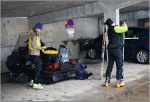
<box><xmin>18</xmin><ymin>32</ymin><xmax>29</xmax><ymax>47</ymax></box>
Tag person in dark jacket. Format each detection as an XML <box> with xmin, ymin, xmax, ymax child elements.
<box><xmin>104</xmin><ymin>18</ymin><xmax>128</xmax><ymax>88</ymax></box>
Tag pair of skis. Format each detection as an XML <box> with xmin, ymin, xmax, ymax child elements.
<box><xmin>99</xmin><ymin>25</ymin><xmax>107</xmax><ymax>80</ymax></box>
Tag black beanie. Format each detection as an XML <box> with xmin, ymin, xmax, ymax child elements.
<box><xmin>104</xmin><ymin>18</ymin><xmax>114</xmax><ymax>26</ymax></box>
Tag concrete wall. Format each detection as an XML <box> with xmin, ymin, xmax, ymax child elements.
<box><xmin>39</xmin><ymin>17</ymin><xmax>98</xmax><ymax>59</ymax></box>
<box><xmin>124</xmin><ymin>20</ymin><xmax>138</xmax><ymax>27</ymax></box>
<box><xmin>1</xmin><ymin>17</ymin><xmax>29</xmax><ymax>73</ymax></box>
<box><xmin>41</xmin><ymin>18</ymin><xmax>98</xmax><ymax>41</ymax></box>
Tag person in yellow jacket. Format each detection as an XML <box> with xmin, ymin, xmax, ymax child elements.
<box><xmin>28</xmin><ymin>22</ymin><xmax>45</xmax><ymax>90</ymax></box>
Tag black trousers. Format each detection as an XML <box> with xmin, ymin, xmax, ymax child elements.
<box><xmin>105</xmin><ymin>48</ymin><xmax>123</xmax><ymax>80</ymax></box>
<box><xmin>29</xmin><ymin>55</ymin><xmax>42</xmax><ymax>84</ymax></box>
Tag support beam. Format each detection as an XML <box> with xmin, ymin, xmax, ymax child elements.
<box><xmin>120</xmin><ymin>9</ymin><xmax>149</xmax><ymax>21</ymax></box>
<box><xmin>115</xmin><ymin>0</ymin><xmax>146</xmax><ymax>9</ymax></box>
<box><xmin>29</xmin><ymin>0</ymin><xmax>148</xmax><ymax>28</ymax></box>
<box><xmin>116</xmin><ymin>9</ymin><xmax>120</xmax><ymax>26</ymax></box>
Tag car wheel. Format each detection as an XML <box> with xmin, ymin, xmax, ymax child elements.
<box><xmin>88</xmin><ymin>48</ymin><xmax>97</xmax><ymax>59</ymax></box>
<box><xmin>136</xmin><ymin>49</ymin><xmax>149</xmax><ymax>64</ymax></box>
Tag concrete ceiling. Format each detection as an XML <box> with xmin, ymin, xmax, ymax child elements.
<box><xmin>120</xmin><ymin>1</ymin><xmax>149</xmax><ymax>13</ymax></box>
<box><xmin>1</xmin><ymin>1</ymin><xmax>95</xmax><ymax>17</ymax></box>
<box><xmin>1</xmin><ymin>1</ymin><xmax>149</xmax><ymax>18</ymax></box>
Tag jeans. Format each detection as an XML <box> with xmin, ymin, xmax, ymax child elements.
<box><xmin>29</xmin><ymin>55</ymin><xmax>42</xmax><ymax>84</ymax></box>
<box><xmin>105</xmin><ymin>48</ymin><xmax>123</xmax><ymax>80</ymax></box>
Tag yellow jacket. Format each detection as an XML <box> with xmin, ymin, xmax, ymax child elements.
<box><xmin>28</xmin><ymin>29</ymin><xmax>41</xmax><ymax>55</ymax></box>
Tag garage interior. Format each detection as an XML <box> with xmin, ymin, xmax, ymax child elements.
<box><xmin>1</xmin><ymin>0</ymin><xmax>150</xmax><ymax>101</ymax></box>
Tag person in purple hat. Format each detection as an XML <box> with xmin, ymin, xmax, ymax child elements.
<box><xmin>28</xmin><ymin>22</ymin><xmax>45</xmax><ymax>89</ymax></box>
<box><xmin>104</xmin><ymin>18</ymin><xmax>128</xmax><ymax>88</ymax></box>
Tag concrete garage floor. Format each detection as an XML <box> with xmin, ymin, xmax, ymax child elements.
<box><xmin>1</xmin><ymin>59</ymin><xmax>149</xmax><ymax>101</ymax></box>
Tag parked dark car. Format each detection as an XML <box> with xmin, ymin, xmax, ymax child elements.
<box><xmin>82</xmin><ymin>27</ymin><xmax>149</xmax><ymax>64</ymax></box>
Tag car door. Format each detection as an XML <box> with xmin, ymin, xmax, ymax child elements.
<box><xmin>124</xmin><ymin>28</ymin><xmax>140</xmax><ymax>59</ymax></box>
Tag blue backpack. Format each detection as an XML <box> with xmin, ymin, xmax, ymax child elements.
<box><xmin>76</xmin><ymin>63</ymin><xmax>93</xmax><ymax>80</ymax></box>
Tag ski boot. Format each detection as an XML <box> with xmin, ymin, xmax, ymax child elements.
<box><xmin>116</xmin><ymin>79</ymin><xmax>125</xmax><ymax>88</ymax></box>
<box><xmin>105</xmin><ymin>77</ymin><xmax>110</xmax><ymax>87</ymax></box>
<box><xmin>33</xmin><ymin>83</ymin><xmax>43</xmax><ymax>90</ymax></box>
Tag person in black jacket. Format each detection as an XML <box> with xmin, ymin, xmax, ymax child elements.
<box><xmin>104</xmin><ymin>18</ymin><xmax>128</xmax><ymax>88</ymax></box>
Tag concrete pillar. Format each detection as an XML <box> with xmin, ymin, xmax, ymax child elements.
<box><xmin>116</xmin><ymin>9</ymin><xmax>120</xmax><ymax>26</ymax></box>
<box><xmin>104</xmin><ymin>8</ymin><xmax>120</xmax><ymax>63</ymax></box>
<box><xmin>104</xmin><ymin>8</ymin><xmax>120</xmax><ymax>24</ymax></box>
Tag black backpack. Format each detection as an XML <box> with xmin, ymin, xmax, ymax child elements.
<box><xmin>9</xmin><ymin>73</ymin><xmax>29</xmax><ymax>83</ymax></box>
